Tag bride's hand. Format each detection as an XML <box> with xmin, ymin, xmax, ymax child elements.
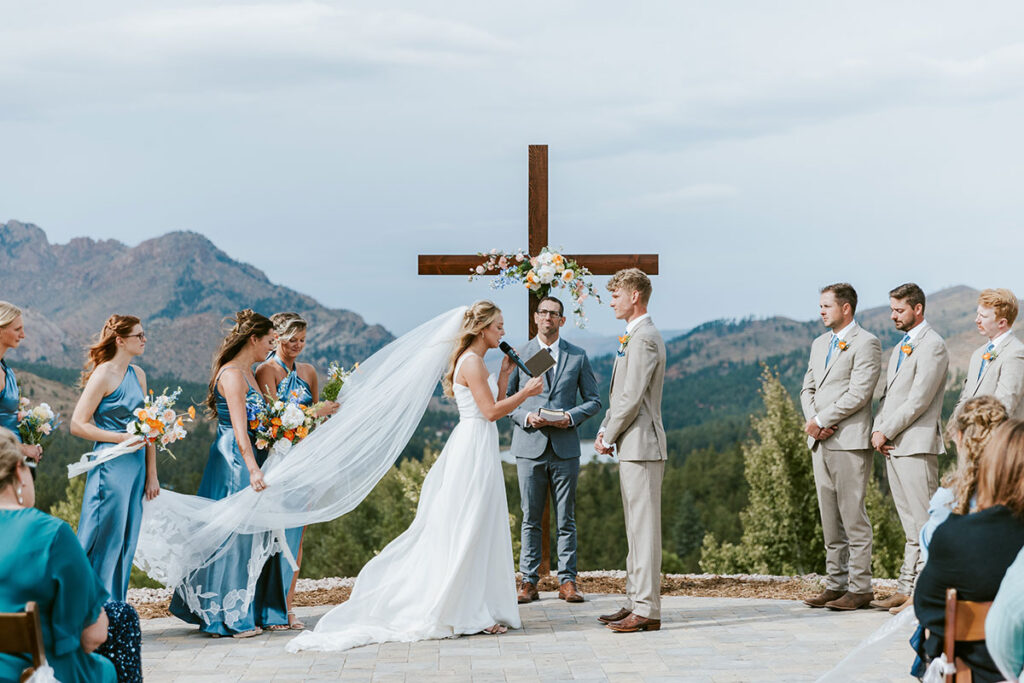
<box><xmin>522</xmin><ymin>376</ymin><xmax>544</xmax><ymax>397</ymax></box>
<box><xmin>249</xmin><ymin>468</ymin><xmax>267</xmax><ymax>492</ymax></box>
<box><xmin>500</xmin><ymin>354</ymin><xmax>515</xmax><ymax>376</ymax></box>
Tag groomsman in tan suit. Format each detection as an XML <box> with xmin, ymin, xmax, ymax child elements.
<box><xmin>594</xmin><ymin>268</ymin><xmax>667</xmax><ymax>633</ymax></box>
<box><xmin>870</xmin><ymin>283</ymin><xmax>948</xmax><ymax>611</ymax></box>
<box><xmin>953</xmin><ymin>288</ymin><xmax>1024</xmax><ymax>420</ymax></box>
<box><xmin>800</xmin><ymin>283</ymin><xmax>882</xmax><ymax>611</ymax></box>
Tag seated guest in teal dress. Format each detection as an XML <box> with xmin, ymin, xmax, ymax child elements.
<box><xmin>255</xmin><ymin>313</ymin><xmax>340</xmax><ymax>630</ymax></box>
<box><xmin>0</xmin><ymin>302</ymin><xmax>43</xmax><ymax>469</ymax></box>
<box><xmin>0</xmin><ymin>427</ymin><xmax>115</xmax><ymax>683</ymax></box>
<box><xmin>988</xmin><ymin>546</ymin><xmax>1024</xmax><ymax>682</ymax></box>
<box><xmin>914</xmin><ymin>420</ymin><xmax>1024</xmax><ymax>683</ymax></box>
<box><xmin>169</xmin><ymin>310</ymin><xmax>277</xmax><ymax>638</ymax></box>
<box><xmin>70</xmin><ymin>315</ymin><xmax>160</xmax><ymax>603</ymax></box>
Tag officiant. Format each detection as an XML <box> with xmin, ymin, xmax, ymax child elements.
<box><xmin>508</xmin><ymin>296</ymin><xmax>601</xmax><ymax>604</ymax></box>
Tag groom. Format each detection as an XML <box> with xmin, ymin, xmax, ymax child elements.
<box><xmin>595</xmin><ymin>268</ymin><xmax>667</xmax><ymax>633</ymax></box>
<box><xmin>509</xmin><ymin>295</ymin><xmax>601</xmax><ymax>605</ymax></box>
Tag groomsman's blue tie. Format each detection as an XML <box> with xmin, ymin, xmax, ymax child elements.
<box><xmin>979</xmin><ymin>342</ymin><xmax>996</xmax><ymax>379</ymax></box>
<box><xmin>896</xmin><ymin>334</ymin><xmax>911</xmax><ymax>371</ymax></box>
<box><xmin>825</xmin><ymin>334</ymin><xmax>839</xmax><ymax>366</ymax></box>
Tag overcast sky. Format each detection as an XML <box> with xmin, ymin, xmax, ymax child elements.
<box><xmin>3</xmin><ymin>1</ymin><xmax>1024</xmax><ymax>335</ymax></box>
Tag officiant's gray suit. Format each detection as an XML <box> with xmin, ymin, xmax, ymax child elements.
<box><xmin>953</xmin><ymin>333</ymin><xmax>1024</xmax><ymax>420</ymax></box>
<box><xmin>598</xmin><ymin>316</ymin><xmax>667</xmax><ymax>620</ymax></box>
<box><xmin>800</xmin><ymin>323</ymin><xmax>881</xmax><ymax>596</ymax></box>
<box><xmin>873</xmin><ymin>322</ymin><xmax>948</xmax><ymax>596</ymax></box>
<box><xmin>508</xmin><ymin>337</ymin><xmax>601</xmax><ymax>587</ymax></box>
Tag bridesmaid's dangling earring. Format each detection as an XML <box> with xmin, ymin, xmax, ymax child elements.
<box><xmin>15</xmin><ymin>484</ymin><xmax>23</xmax><ymax>506</ymax></box>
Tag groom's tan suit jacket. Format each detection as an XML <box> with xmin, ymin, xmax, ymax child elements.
<box><xmin>599</xmin><ymin>315</ymin><xmax>666</xmax><ymax>619</ymax></box>
<box><xmin>953</xmin><ymin>333</ymin><xmax>1024</xmax><ymax>420</ymax></box>
<box><xmin>800</xmin><ymin>323</ymin><xmax>882</xmax><ymax>450</ymax></box>
<box><xmin>873</xmin><ymin>323</ymin><xmax>949</xmax><ymax>457</ymax></box>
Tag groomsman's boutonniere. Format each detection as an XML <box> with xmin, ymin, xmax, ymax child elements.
<box><xmin>900</xmin><ymin>342</ymin><xmax>914</xmax><ymax>357</ymax></box>
<box><xmin>837</xmin><ymin>340</ymin><xmax>849</xmax><ymax>352</ymax></box>
<box><xmin>617</xmin><ymin>334</ymin><xmax>632</xmax><ymax>357</ymax></box>
<box><xmin>983</xmin><ymin>349</ymin><xmax>998</xmax><ymax>362</ymax></box>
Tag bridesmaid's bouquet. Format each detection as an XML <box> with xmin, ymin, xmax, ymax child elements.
<box><xmin>128</xmin><ymin>387</ymin><xmax>196</xmax><ymax>456</ymax></box>
<box><xmin>320</xmin><ymin>361</ymin><xmax>357</xmax><ymax>402</ymax></box>
<box><xmin>17</xmin><ymin>397</ymin><xmax>61</xmax><ymax>447</ymax></box>
<box><xmin>252</xmin><ymin>394</ymin><xmax>321</xmax><ymax>454</ymax></box>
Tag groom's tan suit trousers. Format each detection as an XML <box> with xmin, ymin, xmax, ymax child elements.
<box><xmin>600</xmin><ymin>317</ymin><xmax>667</xmax><ymax>620</ymax></box>
<box><xmin>800</xmin><ymin>323</ymin><xmax>881</xmax><ymax>595</ymax></box>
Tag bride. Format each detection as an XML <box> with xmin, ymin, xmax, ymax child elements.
<box><xmin>287</xmin><ymin>300</ymin><xmax>544</xmax><ymax>651</ymax></box>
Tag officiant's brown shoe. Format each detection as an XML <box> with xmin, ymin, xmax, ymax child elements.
<box><xmin>869</xmin><ymin>592</ymin><xmax>909</xmax><ymax>610</ymax></box>
<box><xmin>597</xmin><ymin>607</ymin><xmax>631</xmax><ymax>624</ymax></box>
<box><xmin>606</xmin><ymin>613</ymin><xmax>661</xmax><ymax>632</ymax></box>
<box><xmin>517</xmin><ymin>582</ymin><xmax>539</xmax><ymax>604</ymax></box>
<box><xmin>803</xmin><ymin>589</ymin><xmax>845</xmax><ymax>608</ymax></box>
<box><xmin>825</xmin><ymin>591</ymin><xmax>874</xmax><ymax>611</ymax></box>
<box><xmin>558</xmin><ymin>581</ymin><xmax>584</xmax><ymax>603</ymax></box>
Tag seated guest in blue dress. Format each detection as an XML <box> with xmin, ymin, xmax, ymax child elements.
<box><xmin>987</xmin><ymin>546</ymin><xmax>1024</xmax><ymax>682</ymax></box>
<box><xmin>0</xmin><ymin>302</ymin><xmax>43</xmax><ymax>470</ymax></box>
<box><xmin>169</xmin><ymin>310</ymin><xmax>277</xmax><ymax>638</ymax></box>
<box><xmin>255</xmin><ymin>312</ymin><xmax>339</xmax><ymax>630</ymax></box>
<box><xmin>70</xmin><ymin>315</ymin><xmax>160</xmax><ymax>603</ymax></box>
<box><xmin>914</xmin><ymin>419</ymin><xmax>1024</xmax><ymax>683</ymax></box>
<box><xmin>0</xmin><ymin>427</ymin><xmax>115</xmax><ymax>683</ymax></box>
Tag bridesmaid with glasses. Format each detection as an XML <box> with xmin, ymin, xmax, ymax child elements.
<box><xmin>70</xmin><ymin>315</ymin><xmax>160</xmax><ymax>603</ymax></box>
<box><xmin>255</xmin><ymin>312</ymin><xmax>338</xmax><ymax>630</ymax></box>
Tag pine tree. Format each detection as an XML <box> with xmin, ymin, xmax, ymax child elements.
<box><xmin>701</xmin><ymin>365</ymin><xmax>824</xmax><ymax>575</ymax></box>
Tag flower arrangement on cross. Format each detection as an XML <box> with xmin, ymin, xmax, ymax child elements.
<box><xmin>467</xmin><ymin>246</ymin><xmax>602</xmax><ymax>326</ymax></box>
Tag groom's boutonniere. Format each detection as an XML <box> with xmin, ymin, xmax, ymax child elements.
<box><xmin>617</xmin><ymin>334</ymin><xmax>632</xmax><ymax>357</ymax></box>
<box><xmin>837</xmin><ymin>339</ymin><xmax>849</xmax><ymax>352</ymax></box>
<box><xmin>983</xmin><ymin>349</ymin><xmax>998</xmax><ymax>362</ymax></box>
<box><xmin>901</xmin><ymin>342</ymin><xmax>914</xmax><ymax>357</ymax></box>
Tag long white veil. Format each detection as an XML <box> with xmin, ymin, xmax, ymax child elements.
<box><xmin>133</xmin><ymin>306</ymin><xmax>468</xmax><ymax>627</ymax></box>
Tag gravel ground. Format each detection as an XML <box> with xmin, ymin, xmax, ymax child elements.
<box><xmin>130</xmin><ymin>571</ymin><xmax>898</xmax><ymax>619</ymax></box>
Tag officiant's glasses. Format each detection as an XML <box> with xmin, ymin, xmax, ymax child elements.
<box><xmin>536</xmin><ymin>308</ymin><xmax>563</xmax><ymax>318</ymax></box>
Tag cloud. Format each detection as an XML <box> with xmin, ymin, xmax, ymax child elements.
<box><xmin>635</xmin><ymin>184</ymin><xmax>739</xmax><ymax>207</ymax></box>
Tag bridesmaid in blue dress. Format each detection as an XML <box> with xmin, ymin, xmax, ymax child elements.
<box><xmin>169</xmin><ymin>309</ymin><xmax>276</xmax><ymax>637</ymax></box>
<box><xmin>0</xmin><ymin>428</ymin><xmax>116</xmax><ymax>683</ymax></box>
<box><xmin>255</xmin><ymin>313</ymin><xmax>339</xmax><ymax>630</ymax></box>
<box><xmin>70</xmin><ymin>315</ymin><xmax>160</xmax><ymax>603</ymax></box>
<box><xmin>0</xmin><ymin>302</ymin><xmax>43</xmax><ymax>468</ymax></box>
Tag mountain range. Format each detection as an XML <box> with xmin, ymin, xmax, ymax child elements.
<box><xmin>0</xmin><ymin>220</ymin><xmax>392</xmax><ymax>382</ymax></box>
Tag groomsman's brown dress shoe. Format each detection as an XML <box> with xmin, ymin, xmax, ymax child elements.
<box><xmin>558</xmin><ymin>581</ymin><xmax>584</xmax><ymax>603</ymax></box>
<box><xmin>606</xmin><ymin>613</ymin><xmax>661</xmax><ymax>632</ymax></box>
<box><xmin>517</xmin><ymin>582</ymin><xmax>539</xmax><ymax>604</ymax></box>
<box><xmin>597</xmin><ymin>607</ymin><xmax>632</xmax><ymax>624</ymax></box>
<box><xmin>802</xmin><ymin>588</ymin><xmax>845</xmax><ymax>608</ymax></box>
<box><xmin>825</xmin><ymin>591</ymin><xmax>875</xmax><ymax>611</ymax></box>
<box><xmin>869</xmin><ymin>592</ymin><xmax>909</xmax><ymax>610</ymax></box>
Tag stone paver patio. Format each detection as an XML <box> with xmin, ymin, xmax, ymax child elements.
<box><xmin>141</xmin><ymin>592</ymin><xmax>913</xmax><ymax>682</ymax></box>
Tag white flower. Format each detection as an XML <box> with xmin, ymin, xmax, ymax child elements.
<box><xmin>536</xmin><ymin>264</ymin><xmax>556</xmax><ymax>284</ymax></box>
<box><xmin>274</xmin><ymin>400</ymin><xmax>285</xmax><ymax>412</ymax></box>
<box><xmin>161</xmin><ymin>409</ymin><xmax>176</xmax><ymax>423</ymax></box>
<box><xmin>561</xmin><ymin>269</ymin><xmax>575</xmax><ymax>282</ymax></box>
<box><xmin>538</xmin><ymin>252</ymin><xmax>553</xmax><ymax>266</ymax></box>
<box><xmin>40</xmin><ymin>423</ymin><xmax>52</xmax><ymax>435</ymax></box>
<box><xmin>281</xmin><ymin>403</ymin><xmax>305</xmax><ymax>430</ymax></box>
<box><xmin>139</xmin><ymin>422</ymin><xmax>152</xmax><ymax>435</ymax></box>
<box><xmin>32</xmin><ymin>404</ymin><xmax>54</xmax><ymax>421</ymax></box>
<box><xmin>475</xmin><ymin>265</ymin><xmax>485</xmax><ymax>275</ymax></box>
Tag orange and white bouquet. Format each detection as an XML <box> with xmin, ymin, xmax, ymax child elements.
<box><xmin>252</xmin><ymin>392</ymin><xmax>322</xmax><ymax>456</ymax></box>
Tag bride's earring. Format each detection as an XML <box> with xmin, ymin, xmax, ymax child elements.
<box><xmin>15</xmin><ymin>484</ymin><xmax>23</xmax><ymax>506</ymax></box>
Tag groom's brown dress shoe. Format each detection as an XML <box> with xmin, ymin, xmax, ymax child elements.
<box><xmin>825</xmin><ymin>591</ymin><xmax>874</xmax><ymax>611</ymax></box>
<box><xmin>558</xmin><ymin>581</ymin><xmax>584</xmax><ymax>603</ymax></box>
<box><xmin>597</xmin><ymin>607</ymin><xmax>631</xmax><ymax>624</ymax></box>
<box><xmin>517</xmin><ymin>582</ymin><xmax>539</xmax><ymax>604</ymax></box>
<box><xmin>802</xmin><ymin>588</ymin><xmax>845</xmax><ymax>608</ymax></box>
<box><xmin>606</xmin><ymin>613</ymin><xmax>661</xmax><ymax>632</ymax></box>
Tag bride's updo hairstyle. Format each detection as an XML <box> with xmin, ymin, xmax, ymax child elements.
<box><xmin>80</xmin><ymin>314</ymin><xmax>142</xmax><ymax>387</ymax></box>
<box><xmin>206</xmin><ymin>309</ymin><xmax>274</xmax><ymax>414</ymax></box>
<box><xmin>944</xmin><ymin>395</ymin><xmax>1008</xmax><ymax>514</ymax></box>
<box><xmin>442</xmin><ymin>301</ymin><xmax>501</xmax><ymax>398</ymax></box>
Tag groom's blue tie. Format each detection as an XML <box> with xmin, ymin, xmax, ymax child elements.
<box><xmin>895</xmin><ymin>334</ymin><xmax>911</xmax><ymax>372</ymax></box>
<box><xmin>979</xmin><ymin>342</ymin><xmax>996</xmax><ymax>380</ymax></box>
<box><xmin>825</xmin><ymin>334</ymin><xmax>839</xmax><ymax>367</ymax></box>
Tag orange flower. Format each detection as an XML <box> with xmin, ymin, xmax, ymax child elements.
<box><xmin>837</xmin><ymin>340</ymin><xmax>849</xmax><ymax>351</ymax></box>
<box><xmin>271</xmin><ymin>417</ymin><xmax>282</xmax><ymax>426</ymax></box>
<box><xmin>283</xmin><ymin>429</ymin><xmax>295</xmax><ymax>441</ymax></box>
<box><xmin>296</xmin><ymin>426</ymin><xmax>308</xmax><ymax>439</ymax></box>
<box><xmin>187</xmin><ymin>405</ymin><xmax>196</xmax><ymax>419</ymax></box>
<box><xmin>146</xmin><ymin>418</ymin><xmax>164</xmax><ymax>434</ymax></box>
<box><xmin>176</xmin><ymin>417</ymin><xmax>184</xmax><ymax>427</ymax></box>
<box><xmin>618</xmin><ymin>335</ymin><xmax>629</xmax><ymax>345</ymax></box>
<box><xmin>901</xmin><ymin>343</ymin><xmax>913</xmax><ymax>356</ymax></box>
<box><xmin>272</xmin><ymin>426</ymin><xmax>279</xmax><ymax>437</ymax></box>
<box><xmin>983</xmin><ymin>350</ymin><xmax>997</xmax><ymax>362</ymax></box>
<box><xmin>249</xmin><ymin>420</ymin><xmax>259</xmax><ymax>430</ymax></box>
<box><xmin>134</xmin><ymin>408</ymin><xmax>147</xmax><ymax>419</ymax></box>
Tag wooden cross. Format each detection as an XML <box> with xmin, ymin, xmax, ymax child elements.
<box><xmin>418</xmin><ymin>144</ymin><xmax>659</xmax><ymax>576</ymax></box>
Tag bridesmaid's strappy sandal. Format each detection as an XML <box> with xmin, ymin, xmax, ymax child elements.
<box><xmin>481</xmin><ymin>624</ymin><xmax>507</xmax><ymax>635</ymax></box>
<box><xmin>287</xmin><ymin>610</ymin><xmax>305</xmax><ymax>630</ymax></box>
<box><xmin>266</xmin><ymin>623</ymin><xmax>291</xmax><ymax>632</ymax></box>
<box><xmin>231</xmin><ymin>627</ymin><xmax>263</xmax><ymax>639</ymax></box>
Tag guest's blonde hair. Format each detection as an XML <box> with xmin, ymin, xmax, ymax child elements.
<box><xmin>978</xmin><ymin>288</ymin><xmax>1019</xmax><ymax>328</ymax></box>
<box><xmin>976</xmin><ymin>420</ymin><xmax>1024</xmax><ymax>517</ymax></box>
<box><xmin>944</xmin><ymin>396</ymin><xmax>1008</xmax><ymax>514</ymax></box>
<box><xmin>607</xmin><ymin>268</ymin><xmax>652</xmax><ymax>305</ymax></box>
<box><xmin>0</xmin><ymin>428</ymin><xmax>23</xmax><ymax>492</ymax></box>
<box><xmin>0</xmin><ymin>302</ymin><xmax>22</xmax><ymax>329</ymax></box>
<box><xmin>442</xmin><ymin>301</ymin><xmax>501</xmax><ymax>398</ymax></box>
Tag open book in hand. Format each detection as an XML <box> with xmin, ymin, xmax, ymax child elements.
<box><xmin>524</xmin><ymin>348</ymin><xmax>556</xmax><ymax>377</ymax></box>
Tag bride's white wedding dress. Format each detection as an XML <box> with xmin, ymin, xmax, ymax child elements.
<box><xmin>287</xmin><ymin>352</ymin><xmax>520</xmax><ymax>652</ymax></box>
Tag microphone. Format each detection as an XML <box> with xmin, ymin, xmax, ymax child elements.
<box><xmin>499</xmin><ymin>341</ymin><xmax>533</xmax><ymax>376</ymax></box>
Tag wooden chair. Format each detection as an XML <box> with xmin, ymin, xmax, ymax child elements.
<box><xmin>943</xmin><ymin>588</ymin><xmax>992</xmax><ymax>683</ymax></box>
<box><xmin>0</xmin><ymin>601</ymin><xmax>47</xmax><ymax>682</ymax></box>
